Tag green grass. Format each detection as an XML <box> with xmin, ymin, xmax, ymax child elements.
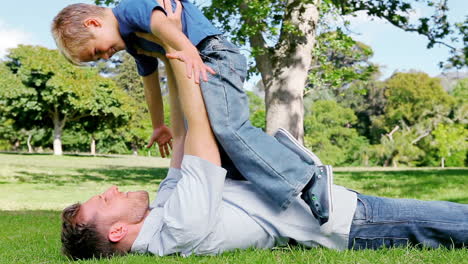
<box><xmin>0</xmin><ymin>153</ymin><xmax>467</xmax><ymax>263</ymax></box>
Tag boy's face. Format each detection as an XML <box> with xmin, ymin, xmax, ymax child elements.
<box><xmin>78</xmin><ymin>17</ymin><xmax>126</xmax><ymax>62</ymax></box>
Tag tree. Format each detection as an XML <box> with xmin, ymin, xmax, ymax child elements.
<box><xmin>304</xmin><ymin>100</ymin><xmax>369</xmax><ymax>166</ymax></box>
<box><xmin>371</xmin><ymin>124</ymin><xmax>425</xmax><ymax>167</ymax></box>
<box><xmin>0</xmin><ymin>62</ymin><xmax>37</xmax><ymax>151</ymax></box>
<box><xmin>432</xmin><ymin>123</ymin><xmax>467</xmax><ymax>167</ymax></box>
<box><xmin>112</xmin><ymin>52</ymin><xmax>171</xmax><ymax>156</ymax></box>
<box><xmin>203</xmin><ymin>0</ymin><xmax>465</xmax><ymax>141</ymax></box>
<box><xmin>382</xmin><ymin>72</ymin><xmax>454</xmax><ymax>130</ymax></box>
<box><xmin>450</xmin><ymin>78</ymin><xmax>468</xmax><ymax>125</ymax></box>
<box><xmin>307</xmin><ymin>30</ymin><xmax>377</xmax><ymax>100</ymax></box>
<box><xmin>96</xmin><ymin>0</ymin><xmax>466</xmax><ymax>142</ymax></box>
<box><xmin>1</xmin><ymin>45</ymin><xmax>133</xmax><ymax>155</ymax></box>
<box><xmin>339</xmin><ymin>75</ymin><xmax>387</xmax><ymax>143</ymax></box>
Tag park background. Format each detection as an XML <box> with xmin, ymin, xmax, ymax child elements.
<box><xmin>0</xmin><ymin>0</ymin><xmax>467</xmax><ymax>263</ymax></box>
<box><xmin>0</xmin><ymin>0</ymin><xmax>467</xmax><ymax>167</ymax></box>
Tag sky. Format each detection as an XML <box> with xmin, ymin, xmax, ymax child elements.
<box><xmin>0</xmin><ymin>0</ymin><xmax>466</xmax><ymax>82</ymax></box>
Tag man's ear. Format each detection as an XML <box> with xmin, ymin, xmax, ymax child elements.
<box><xmin>108</xmin><ymin>223</ymin><xmax>128</xmax><ymax>242</ymax></box>
<box><xmin>83</xmin><ymin>18</ymin><xmax>101</xmax><ymax>28</ymax></box>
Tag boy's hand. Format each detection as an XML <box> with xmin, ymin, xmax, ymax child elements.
<box><xmin>166</xmin><ymin>48</ymin><xmax>216</xmax><ymax>84</ymax></box>
<box><xmin>135</xmin><ymin>32</ymin><xmax>216</xmax><ymax>84</ymax></box>
<box><xmin>147</xmin><ymin>124</ymin><xmax>173</xmax><ymax>158</ymax></box>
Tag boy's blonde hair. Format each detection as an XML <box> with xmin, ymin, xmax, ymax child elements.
<box><xmin>51</xmin><ymin>3</ymin><xmax>106</xmax><ymax>65</ymax></box>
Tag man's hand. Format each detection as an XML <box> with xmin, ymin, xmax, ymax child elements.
<box><xmin>147</xmin><ymin>124</ymin><xmax>173</xmax><ymax>158</ymax></box>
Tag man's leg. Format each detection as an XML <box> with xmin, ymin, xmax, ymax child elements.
<box><xmin>349</xmin><ymin>194</ymin><xmax>468</xmax><ymax>249</ymax></box>
<box><xmin>197</xmin><ymin>36</ymin><xmax>331</xmax><ymax>224</ymax></box>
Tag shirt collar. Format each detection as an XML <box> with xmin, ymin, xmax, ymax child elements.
<box><xmin>131</xmin><ymin>208</ymin><xmax>163</xmax><ymax>253</ymax></box>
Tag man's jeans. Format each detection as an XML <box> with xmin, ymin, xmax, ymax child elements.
<box><xmin>349</xmin><ymin>194</ymin><xmax>468</xmax><ymax>249</ymax></box>
<box><xmin>197</xmin><ymin>35</ymin><xmax>316</xmax><ymax>209</ymax></box>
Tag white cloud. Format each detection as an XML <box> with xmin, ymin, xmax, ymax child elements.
<box><xmin>0</xmin><ymin>20</ymin><xmax>33</xmax><ymax>58</ymax></box>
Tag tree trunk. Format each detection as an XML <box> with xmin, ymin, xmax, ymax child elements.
<box><xmin>244</xmin><ymin>0</ymin><xmax>320</xmax><ymax>142</ymax></box>
<box><xmin>441</xmin><ymin>157</ymin><xmax>445</xmax><ymax>168</ymax></box>
<box><xmin>27</xmin><ymin>133</ymin><xmax>33</xmax><ymax>153</ymax></box>
<box><xmin>53</xmin><ymin>122</ymin><xmax>63</xmax><ymax>156</ymax></box>
<box><xmin>52</xmin><ymin>108</ymin><xmax>66</xmax><ymax>156</ymax></box>
<box><xmin>13</xmin><ymin>140</ymin><xmax>20</xmax><ymax>151</ymax></box>
<box><xmin>90</xmin><ymin>136</ymin><xmax>96</xmax><ymax>156</ymax></box>
<box><xmin>131</xmin><ymin>142</ymin><xmax>138</xmax><ymax>156</ymax></box>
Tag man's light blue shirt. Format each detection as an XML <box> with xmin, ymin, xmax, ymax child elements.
<box><xmin>131</xmin><ymin>155</ymin><xmax>357</xmax><ymax>256</ymax></box>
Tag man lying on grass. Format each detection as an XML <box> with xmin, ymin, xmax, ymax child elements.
<box><xmin>60</xmin><ymin>56</ymin><xmax>468</xmax><ymax>260</ymax></box>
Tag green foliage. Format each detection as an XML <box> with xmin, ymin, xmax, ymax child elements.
<box><xmin>432</xmin><ymin>123</ymin><xmax>467</xmax><ymax>167</ymax></box>
<box><xmin>450</xmin><ymin>79</ymin><xmax>468</xmax><ymax>125</ymax></box>
<box><xmin>308</xmin><ymin>30</ymin><xmax>377</xmax><ymax>98</ymax></box>
<box><xmin>371</xmin><ymin>126</ymin><xmax>426</xmax><ymax>167</ymax></box>
<box><xmin>304</xmin><ymin>100</ymin><xmax>369</xmax><ymax>166</ymax></box>
<box><xmin>111</xmin><ymin>52</ymin><xmax>172</xmax><ymax>156</ymax></box>
<box><xmin>247</xmin><ymin>91</ymin><xmax>266</xmax><ymax>130</ymax></box>
<box><xmin>382</xmin><ymin>72</ymin><xmax>454</xmax><ymax>129</ymax></box>
<box><xmin>339</xmin><ymin>78</ymin><xmax>387</xmax><ymax>144</ymax></box>
<box><xmin>451</xmin><ymin>78</ymin><xmax>468</xmax><ymax>102</ymax></box>
<box><xmin>0</xmin><ymin>45</ymin><xmax>134</xmax><ymax>153</ymax></box>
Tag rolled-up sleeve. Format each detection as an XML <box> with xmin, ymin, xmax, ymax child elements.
<box><xmin>152</xmin><ymin>168</ymin><xmax>183</xmax><ymax>208</ymax></box>
<box><xmin>157</xmin><ymin>155</ymin><xmax>227</xmax><ymax>256</ymax></box>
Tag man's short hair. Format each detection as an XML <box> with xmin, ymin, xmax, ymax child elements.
<box><xmin>51</xmin><ymin>3</ymin><xmax>105</xmax><ymax>65</ymax></box>
<box><xmin>61</xmin><ymin>203</ymin><xmax>122</xmax><ymax>260</ymax></box>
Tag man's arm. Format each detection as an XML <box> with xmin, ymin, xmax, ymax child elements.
<box><xmin>157</xmin><ymin>58</ymin><xmax>225</xmax><ymax>254</ymax></box>
<box><xmin>167</xmin><ymin>57</ymin><xmax>220</xmax><ymax>165</ymax></box>
<box><xmin>150</xmin><ymin>60</ymin><xmax>186</xmax><ymax>208</ymax></box>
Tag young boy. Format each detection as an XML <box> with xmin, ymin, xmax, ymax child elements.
<box><xmin>52</xmin><ymin>0</ymin><xmax>333</xmax><ymax>225</ymax></box>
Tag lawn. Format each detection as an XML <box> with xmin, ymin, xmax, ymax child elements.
<box><xmin>0</xmin><ymin>153</ymin><xmax>467</xmax><ymax>263</ymax></box>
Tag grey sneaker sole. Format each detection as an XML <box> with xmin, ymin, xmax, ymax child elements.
<box><xmin>322</xmin><ymin>165</ymin><xmax>334</xmax><ymax>220</ymax></box>
<box><xmin>305</xmin><ymin>165</ymin><xmax>334</xmax><ymax>225</ymax></box>
<box><xmin>274</xmin><ymin>128</ymin><xmax>323</xmax><ymax>166</ymax></box>
<box><xmin>273</xmin><ymin>128</ymin><xmax>333</xmax><ymax>225</ymax></box>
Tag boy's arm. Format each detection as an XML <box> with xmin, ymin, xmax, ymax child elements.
<box><xmin>142</xmin><ymin>70</ymin><xmax>172</xmax><ymax>158</ymax></box>
<box><xmin>150</xmin><ymin>3</ymin><xmax>215</xmax><ymax>84</ymax></box>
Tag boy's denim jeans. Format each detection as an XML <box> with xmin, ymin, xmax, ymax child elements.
<box><xmin>349</xmin><ymin>194</ymin><xmax>468</xmax><ymax>249</ymax></box>
<box><xmin>197</xmin><ymin>35</ymin><xmax>317</xmax><ymax>210</ymax></box>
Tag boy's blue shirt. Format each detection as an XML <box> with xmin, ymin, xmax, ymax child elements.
<box><xmin>112</xmin><ymin>0</ymin><xmax>221</xmax><ymax>76</ymax></box>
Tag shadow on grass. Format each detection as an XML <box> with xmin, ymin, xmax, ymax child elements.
<box><xmin>13</xmin><ymin>166</ymin><xmax>168</xmax><ymax>186</ymax></box>
<box><xmin>335</xmin><ymin>169</ymin><xmax>468</xmax><ymax>202</ymax></box>
<box><xmin>0</xmin><ymin>151</ymin><xmax>121</xmax><ymax>158</ymax></box>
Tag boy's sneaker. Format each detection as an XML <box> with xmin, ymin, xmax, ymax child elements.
<box><xmin>274</xmin><ymin>128</ymin><xmax>333</xmax><ymax>226</ymax></box>
<box><xmin>301</xmin><ymin>165</ymin><xmax>334</xmax><ymax>226</ymax></box>
<box><xmin>273</xmin><ymin>128</ymin><xmax>323</xmax><ymax>165</ymax></box>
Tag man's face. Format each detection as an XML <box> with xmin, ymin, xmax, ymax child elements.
<box><xmin>78</xmin><ymin>19</ymin><xmax>126</xmax><ymax>62</ymax></box>
<box><xmin>79</xmin><ymin>186</ymin><xmax>149</xmax><ymax>229</ymax></box>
